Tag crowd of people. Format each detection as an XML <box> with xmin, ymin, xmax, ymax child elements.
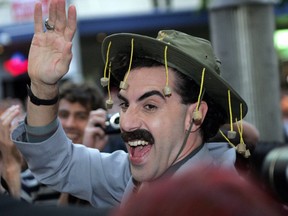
<box><xmin>0</xmin><ymin>0</ymin><xmax>287</xmax><ymax>215</ymax></box>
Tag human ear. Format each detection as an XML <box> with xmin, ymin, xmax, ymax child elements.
<box><xmin>185</xmin><ymin>101</ymin><xmax>208</xmax><ymax>130</ymax></box>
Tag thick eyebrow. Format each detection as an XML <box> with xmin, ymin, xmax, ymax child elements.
<box><xmin>117</xmin><ymin>93</ymin><xmax>128</xmax><ymax>103</ymax></box>
<box><xmin>138</xmin><ymin>90</ymin><xmax>165</xmax><ymax>102</ymax></box>
<box><xmin>117</xmin><ymin>90</ymin><xmax>166</xmax><ymax>103</ymax></box>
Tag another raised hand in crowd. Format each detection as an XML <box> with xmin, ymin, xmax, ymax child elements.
<box><xmin>0</xmin><ymin>104</ymin><xmax>24</xmax><ymax>198</ymax></box>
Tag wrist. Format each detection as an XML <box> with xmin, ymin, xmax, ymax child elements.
<box><xmin>30</xmin><ymin>81</ymin><xmax>59</xmax><ymax>97</ymax></box>
<box><xmin>27</xmin><ymin>84</ymin><xmax>59</xmax><ymax>106</ymax></box>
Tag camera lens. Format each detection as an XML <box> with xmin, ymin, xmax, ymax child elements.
<box><xmin>105</xmin><ymin>113</ymin><xmax>120</xmax><ymax>134</ymax></box>
<box><xmin>262</xmin><ymin>146</ymin><xmax>288</xmax><ymax>203</ymax></box>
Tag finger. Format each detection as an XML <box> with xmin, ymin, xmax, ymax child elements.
<box><xmin>34</xmin><ymin>2</ymin><xmax>43</xmax><ymax>33</ymax></box>
<box><xmin>0</xmin><ymin>105</ymin><xmax>19</xmax><ymax>121</ymax></box>
<box><xmin>90</xmin><ymin>127</ymin><xmax>106</xmax><ymax>138</ymax></box>
<box><xmin>94</xmin><ymin>108</ymin><xmax>107</xmax><ymax>115</ymax></box>
<box><xmin>90</xmin><ymin>109</ymin><xmax>107</xmax><ymax>118</ymax></box>
<box><xmin>65</xmin><ymin>5</ymin><xmax>77</xmax><ymax>42</ymax></box>
<box><xmin>89</xmin><ymin>114</ymin><xmax>107</xmax><ymax>128</ymax></box>
<box><xmin>1</xmin><ymin>107</ymin><xmax>20</xmax><ymax>127</ymax></box>
<box><xmin>47</xmin><ymin>0</ymin><xmax>57</xmax><ymax>28</ymax></box>
<box><xmin>88</xmin><ymin>119</ymin><xmax>104</xmax><ymax>128</ymax></box>
<box><xmin>56</xmin><ymin>42</ymin><xmax>73</xmax><ymax>75</ymax></box>
<box><xmin>54</xmin><ymin>0</ymin><xmax>67</xmax><ymax>33</ymax></box>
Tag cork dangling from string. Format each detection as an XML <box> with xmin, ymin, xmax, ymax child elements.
<box><xmin>101</xmin><ymin>41</ymin><xmax>112</xmax><ymax>87</ymax></box>
<box><xmin>235</xmin><ymin>103</ymin><xmax>250</xmax><ymax>158</ymax></box>
<box><xmin>101</xmin><ymin>41</ymin><xmax>113</xmax><ymax>109</ymax></box>
<box><xmin>218</xmin><ymin>104</ymin><xmax>250</xmax><ymax>158</ymax></box>
<box><xmin>219</xmin><ymin>129</ymin><xmax>237</xmax><ymax>149</ymax></box>
<box><xmin>105</xmin><ymin>62</ymin><xmax>114</xmax><ymax>109</ymax></box>
<box><xmin>227</xmin><ymin>89</ymin><xmax>236</xmax><ymax>139</ymax></box>
<box><xmin>119</xmin><ymin>38</ymin><xmax>134</xmax><ymax>90</ymax></box>
<box><xmin>163</xmin><ymin>46</ymin><xmax>172</xmax><ymax>97</ymax></box>
<box><xmin>193</xmin><ymin>68</ymin><xmax>206</xmax><ymax>125</ymax></box>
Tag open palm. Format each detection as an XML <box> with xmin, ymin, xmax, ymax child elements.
<box><xmin>28</xmin><ymin>0</ymin><xmax>77</xmax><ymax>86</ymax></box>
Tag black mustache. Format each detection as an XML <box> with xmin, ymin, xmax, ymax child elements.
<box><xmin>121</xmin><ymin>129</ymin><xmax>155</xmax><ymax>144</ymax></box>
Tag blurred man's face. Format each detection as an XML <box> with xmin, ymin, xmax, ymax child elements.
<box><xmin>58</xmin><ymin>99</ymin><xmax>89</xmax><ymax>144</ymax></box>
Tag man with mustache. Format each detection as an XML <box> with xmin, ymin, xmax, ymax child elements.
<box><xmin>12</xmin><ymin>0</ymin><xmax>247</xmax><ymax>209</ymax></box>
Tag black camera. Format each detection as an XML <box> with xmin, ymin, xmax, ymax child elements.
<box><xmin>104</xmin><ymin>112</ymin><xmax>120</xmax><ymax>134</ymax></box>
<box><xmin>261</xmin><ymin>145</ymin><xmax>288</xmax><ymax>203</ymax></box>
<box><xmin>251</xmin><ymin>142</ymin><xmax>288</xmax><ymax>203</ymax></box>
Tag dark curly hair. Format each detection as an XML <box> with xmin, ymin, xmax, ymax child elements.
<box><xmin>59</xmin><ymin>81</ymin><xmax>106</xmax><ymax>111</ymax></box>
<box><xmin>110</xmin><ymin>54</ymin><xmax>227</xmax><ymax>142</ymax></box>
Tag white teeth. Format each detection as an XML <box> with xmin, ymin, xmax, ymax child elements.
<box><xmin>128</xmin><ymin>140</ymin><xmax>149</xmax><ymax>147</ymax></box>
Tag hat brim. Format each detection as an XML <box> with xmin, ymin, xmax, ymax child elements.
<box><xmin>102</xmin><ymin>33</ymin><xmax>248</xmax><ymax>122</ymax></box>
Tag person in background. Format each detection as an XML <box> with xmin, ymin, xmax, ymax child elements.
<box><xmin>0</xmin><ymin>100</ymin><xmax>60</xmax><ymax>204</ymax></box>
<box><xmin>0</xmin><ymin>101</ymin><xmax>24</xmax><ymax>198</ymax></box>
<box><xmin>58</xmin><ymin>80</ymin><xmax>107</xmax><ymax>150</ymax></box>
<box><xmin>58</xmin><ymin>80</ymin><xmax>126</xmax><ymax>152</ymax></box>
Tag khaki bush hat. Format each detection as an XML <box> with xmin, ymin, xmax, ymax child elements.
<box><xmin>101</xmin><ymin>30</ymin><xmax>248</xmax><ymax>122</ymax></box>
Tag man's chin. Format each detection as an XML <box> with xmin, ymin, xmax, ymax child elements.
<box><xmin>66</xmin><ymin>133</ymin><xmax>81</xmax><ymax>144</ymax></box>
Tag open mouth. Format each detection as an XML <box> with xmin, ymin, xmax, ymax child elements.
<box><xmin>128</xmin><ymin>140</ymin><xmax>153</xmax><ymax>165</ymax></box>
<box><xmin>122</xmin><ymin>129</ymin><xmax>155</xmax><ymax>165</ymax></box>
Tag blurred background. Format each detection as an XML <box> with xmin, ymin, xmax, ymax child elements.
<box><xmin>0</xmin><ymin>0</ymin><xmax>287</xmax><ymax>142</ymax></box>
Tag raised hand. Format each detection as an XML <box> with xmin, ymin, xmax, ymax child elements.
<box><xmin>26</xmin><ymin>0</ymin><xmax>77</xmax><ymax>127</ymax></box>
<box><xmin>0</xmin><ymin>105</ymin><xmax>23</xmax><ymax>198</ymax></box>
<box><xmin>28</xmin><ymin>0</ymin><xmax>77</xmax><ymax>88</ymax></box>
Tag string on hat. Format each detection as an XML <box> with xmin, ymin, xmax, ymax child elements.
<box><xmin>100</xmin><ymin>41</ymin><xmax>114</xmax><ymax>109</ymax></box>
<box><xmin>163</xmin><ymin>46</ymin><xmax>172</xmax><ymax>97</ymax></box>
<box><xmin>105</xmin><ymin>62</ymin><xmax>114</xmax><ymax>109</ymax></box>
<box><xmin>235</xmin><ymin>103</ymin><xmax>251</xmax><ymax>158</ymax></box>
<box><xmin>193</xmin><ymin>68</ymin><xmax>206</xmax><ymax>125</ymax></box>
<box><xmin>170</xmin><ymin>69</ymin><xmax>206</xmax><ymax>165</ymax></box>
<box><xmin>101</xmin><ymin>41</ymin><xmax>112</xmax><ymax>87</ymax></box>
<box><xmin>218</xmin><ymin>129</ymin><xmax>237</xmax><ymax>149</ymax></box>
<box><xmin>219</xmin><ymin>103</ymin><xmax>250</xmax><ymax>158</ymax></box>
<box><xmin>120</xmin><ymin>38</ymin><xmax>134</xmax><ymax>90</ymax></box>
<box><xmin>227</xmin><ymin>90</ymin><xmax>236</xmax><ymax>139</ymax></box>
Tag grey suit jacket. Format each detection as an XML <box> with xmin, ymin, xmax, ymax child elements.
<box><xmin>12</xmin><ymin>119</ymin><xmax>233</xmax><ymax>208</ymax></box>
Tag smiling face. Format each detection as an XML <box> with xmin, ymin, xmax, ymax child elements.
<box><xmin>58</xmin><ymin>99</ymin><xmax>90</xmax><ymax>144</ymax></box>
<box><xmin>118</xmin><ymin>66</ymin><xmax>203</xmax><ymax>182</ymax></box>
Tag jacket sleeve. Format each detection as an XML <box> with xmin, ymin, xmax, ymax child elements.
<box><xmin>11</xmin><ymin>120</ymin><xmax>131</xmax><ymax>208</ymax></box>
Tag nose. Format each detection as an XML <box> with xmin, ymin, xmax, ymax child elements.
<box><xmin>120</xmin><ymin>109</ymin><xmax>142</xmax><ymax>132</ymax></box>
<box><xmin>62</xmin><ymin>115</ymin><xmax>75</xmax><ymax>128</ymax></box>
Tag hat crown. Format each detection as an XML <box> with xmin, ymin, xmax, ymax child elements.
<box><xmin>156</xmin><ymin>30</ymin><xmax>221</xmax><ymax>75</ymax></box>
